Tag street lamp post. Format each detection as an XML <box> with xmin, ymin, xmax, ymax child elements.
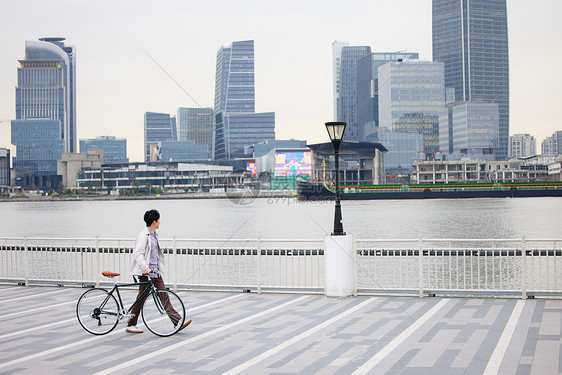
<box><xmin>325</xmin><ymin>121</ymin><xmax>347</xmax><ymax>236</ymax></box>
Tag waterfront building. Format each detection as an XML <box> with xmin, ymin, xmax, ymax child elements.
<box><xmin>144</xmin><ymin>112</ymin><xmax>177</xmax><ymax>162</ymax></box>
<box><xmin>246</xmin><ymin>139</ymin><xmax>307</xmax><ymax>158</ymax></box>
<box><xmin>75</xmin><ymin>162</ymin><xmax>238</xmax><ymax>193</ymax></box>
<box><xmin>177</xmin><ymin>107</ymin><xmax>212</xmax><ymax>158</ymax></box>
<box><xmin>159</xmin><ymin>140</ymin><xmax>209</xmax><ymax>162</ymax></box>
<box><xmin>378</xmin><ymin>60</ymin><xmax>445</xmax><ymax>154</ymax></box>
<box><xmin>433</xmin><ymin>0</ymin><xmax>509</xmax><ymax>160</ymax></box>
<box><xmin>11</xmin><ymin>37</ymin><xmax>76</xmax><ymax>177</ymax></box>
<box><xmin>335</xmin><ymin>45</ymin><xmax>372</xmax><ymax>141</ymax></box>
<box><xmin>439</xmin><ymin>101</ymin><xmax>499</xmax><ymax>161</ymax></box>
<box><xmin>411</xmin><ymin>157</ymin><xmax>549</xmax><ymax>184</ymax></box>
<box><xmin>80</xmin><ymin>136</ymin><xmax>128</xmax><ymax>163</ymax></box>
<box><xmin>212</xmin><ymin>40</ymin><xmax>275</xmax><ymax>160</ymax></box>
<box><xmin>549</xmin><ymin>156</ymin><xmax>562</xmax><ymax>181</ymax></box>
<box><xmin>366</xmin><ymin>128</ymin><xmax>424</xmax><ymax>172</ymax></box>
<box><xmin>509</xmin><ymin>134</ymin><xmax>537</xmax><ymax>158</ymax></box>
<box><xmin>541</xmin><ymin>131</ymin><xmax>562</xmax><ymax>156</ymax></box>
<box><xmin>57</xmin><ymin>149</ymin><xmax>103</xmax><ymax>188</ymax></box>
<box><xmin>11</xmin><ymin>119</ymin><xmax>64</xmax><ymax>176</ymax></box>
<box><xmin>307</xmin><ymin>142</ymin><xmax>388</xmax><ymax>185</ymax></box>
<box><xmin>0</xmin><ymin>149</ymin><xmax>10</xmax><ymax>186</ymax></box>
<box><xmin>357</xmin><ymin>51</ymin><xmax>419</xmax><ymax>140</ymax></box>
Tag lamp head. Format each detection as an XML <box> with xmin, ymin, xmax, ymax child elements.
<box><xmin>325</xmin><ymin>122</ymin><xmax>347</xmax><ymax>142</ymax></box>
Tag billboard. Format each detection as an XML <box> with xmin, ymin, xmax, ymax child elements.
<box><xmin>246</xmin><ymin>161</ymin><xmax>257</xmax><ymax>177</ymax></box>
<box><xmin>274</xmin><ymin>151</ymin><xmax>312</xmax><ymax>177</ymax></box>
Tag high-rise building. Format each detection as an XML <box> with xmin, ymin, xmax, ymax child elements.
<box><xmin>356</xmin><ymin>51</ymin><xmax>419</xmax><ymax>140</ymax></box>
<box><xmin>378</xmin><ymin>60</ymin><xmax>445</xmax><ymax>154</ymax></box>
<box><xmin>433</xmin><ymin>0</ymin><xmax>509</xmax><ymax>160</ymax></box>
<box><xmin>332</xmin><ymin>41</ymin><xmax>349</xmax><ymax>121</ymax></box>
<box><xmin>0</xmin><ymin>148</ymin><xmax>10</xmax><ymax>186</ymax></box>
<box><xmin>80</xmin><ymin>136</ymin><xmax>128</xmax><ymax>163</ymax></box>
<box><xmin>439</xmin><ymin>102</ymin><xmax>499</xmax><ymax>161</ymax></box>
<box><xmin>177</xmin><ymin>107</ymin><xmax>212</xmax><ymax>158</ymax></box>
<box><xmin>336</xmin><ymin>45</ymin><xmax>371</xmax><ymax>142</ymax></box>
<box><xmin>212</xmin><ymin>40</ymin><xmax>275</xmax><ymax>160</ymax></box>
<box><xmin>541</xmin><ymin>131</ymin><xmax>562</xmax><ymax>156</ymax></box>
<box><xmin>144</xmin><ymin>112</ymin><xmax>177</xmax><ymax>161</ymax></box>
<box><xmin>11</xmin><ymin>37</ymin><xmax>76</xmax><ymax>176</ymax></box>
<box><xmin>509</xmin><ymin>134</ymin><xmax>537</xmax><ymax>158</ymax></box>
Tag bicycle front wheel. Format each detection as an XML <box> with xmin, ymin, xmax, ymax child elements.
<box><xmin>76</xmin><ymin>288</ymin><xmax>119</xmax><ymax>335</ymax></box>
<box><xmin>142</xmin><ymin>289</ymin><xmax>185</xmax><ymax>337</ymax></box>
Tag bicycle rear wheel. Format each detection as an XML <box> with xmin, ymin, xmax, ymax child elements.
<box><xmin>76</xmin><ymin>288</ymin><xmax>119</xmax><ymax>335</ymax></box>
<box><xmin>142</xmin><ymin>289</ymin><xmax>185</xmax><ymax>337</ymax></box>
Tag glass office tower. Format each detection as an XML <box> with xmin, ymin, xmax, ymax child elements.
<box><xmin>80</xmin><ymin>136</ymin><xmax>128</xmax><ymax>163</ymax></box>
<box><xmin>432</xmin><ymin>0</ymin><xmax>509</xmax><ymax>160</ymax></box>
<box><xmin>379</xmin><ymin>60</ymin><xmax>445</xmax><ymax>154</ymax></box>
<box><xmin>11</xmin><ymin>37</ymin><xmax>76</xmax><ymax>175</ymax></box>
<box><xmin>336</xmin><ymin>46</ymin><xmax>371</xmax><ymax>142</ymax></box>
<box><xmin>144</xmin><ymin>112</ymin><xmax>177</xmax><ymax>161</ymax></box>
<box><xmin>177</xmin><ymin>107</ymin><xmax>212</xmax><ymax>158</ymax></box>
<box><xmin>212</xmin><ymin>40</ymin><xmax>275</xmax><ymax>160</ymax></box>
<box><xmin>356</xmin><ymin>51</ymin><xmax>419</xmax><ymax>140</ymax></box>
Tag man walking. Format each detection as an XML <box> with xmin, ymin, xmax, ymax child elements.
<box><xmin>126</xmin><ymin>209</ymin><xmax>191</xmax><ymax>333</ymax></box>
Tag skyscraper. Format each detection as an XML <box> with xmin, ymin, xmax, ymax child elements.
<box><xmin>11</xmin><ymin>37</ymin><xmax>76</xmax><ymax>176</ymax></box>
<box><xmin>332</xmin><ymin>41</ymin><xmax>349</xmax><ymax>121</ymax></box>
<box><xmin>336</xmin><ymin>45</ymin><xmax>371</xmax><ymax>142</ymax></box>
<box><xmin>212</xmin><ymin>40</ymin><xmax>275</xmax><ymax>160</ymax></box>
<box><xmin>144</xmin><ymin>112</ymin><xmax>177</xmax><ymax>161</ymax></box>
<box><xmin>432</xmin><ymin>0</ymin><xmax>509</xmax><ymax>160</ymax></box>
<box><xmin>356</xmin><ymin>51</ymin><xmax>419</xmax><ymax>140</ymax></box>
<box><xmin>378</xmin><ymin>60</ymin><xmax>445</xmax><ymax>154</ymax></box>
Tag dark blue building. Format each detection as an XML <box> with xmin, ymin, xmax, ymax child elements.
<box><xmin>212</xmin><ymin>40</ymin><xmax>275</xmax><ymax>160</ymax></box>
<box><xmin>144</xmin><ymin>112</ymin><xmax>177</xmax><ymax>161</ymax></box>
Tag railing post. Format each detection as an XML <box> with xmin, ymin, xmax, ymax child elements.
<box><xmin>521</xmin><ymin>236</ymin><xmax>527</xmax><ymax>299</ymax></box>
<box><xmin>173</xmin><ymin>236</ymin><xmax>178</xmax><ymax>292</ymax></box>
<box><xmin>95</xmin><ymin>235</ymin><xmax>100</xmax><ymax>288</ymax></box>
<box><xmin>418</xmin><ymin>237</ymin><xmax>424</xmax><ymax>298</ymax></box>
<box><xmin>257</xmin><ymin>237</ymin><xmax>262</xmax><ymax>294</ymax></box>
<box><xmin>24</xmin><ymin>236</ymin><xmax>29</xmax><ymax>286</ymax></box>
<box><xmin>353</xmin><ymin>236</ymin><xmax>358</xmax><ymax>296</ymax></box>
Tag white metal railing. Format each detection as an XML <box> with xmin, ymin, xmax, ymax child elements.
<box><xmin>356</xmin><ymin>238</ymin><xmax>562</xmax><ymax>298</ymax></box>
<box><xmin>0</xmin><ymin>237</ymin><xmax>325</xmax><ymax>293</ymax></box>
<box><xmin>1</xmin><ymin>237</ymin><xmax>561</xmax><ymax>298</ymax></box>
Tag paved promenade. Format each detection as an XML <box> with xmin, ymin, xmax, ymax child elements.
<box><xmin>0</xmin><ymin>285</ymin><xmax>560</xmax><ymax>374</ymax></box>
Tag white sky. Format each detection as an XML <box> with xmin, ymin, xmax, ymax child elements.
<box><xmin>0</xmin><ymin>0</ymin><xmax>561</xmax><ymax>162</ymax></box>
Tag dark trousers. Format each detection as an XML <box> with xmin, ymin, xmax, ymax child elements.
<box><xmin>128</xmin><ymin>276</ymin><xmax>181</xmax><ymax>326</ymax></box>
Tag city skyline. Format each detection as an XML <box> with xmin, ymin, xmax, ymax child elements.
<box><xmin>0</xmin><ymin>0</ymin><xmax>561</xmax><ymax>162</ymax></box>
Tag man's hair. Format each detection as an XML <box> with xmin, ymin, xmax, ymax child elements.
<box><xmin>144</xmin><ymin>209</ymin><xmax>160</xmax><ymax>227</ymax></box>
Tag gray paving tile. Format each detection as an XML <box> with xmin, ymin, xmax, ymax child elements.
<box><xmin>1</xmin><ymin>286</ymin><xmax>561</xmax><ymax>374</ymax></box>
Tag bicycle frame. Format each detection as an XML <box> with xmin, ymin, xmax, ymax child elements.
<box><xmin>99</xmin><ymin>278</ymin><xmax>159</xmax><ymax>320</ymax></box>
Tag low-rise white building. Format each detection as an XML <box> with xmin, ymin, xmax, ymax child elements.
<box><xmin>411</xmin><ymin>157</ymin><xmax>550</xmax><ymax>184</ymax></box>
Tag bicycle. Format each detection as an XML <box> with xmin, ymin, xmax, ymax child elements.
<box><xmin>76</xmin><ymin>271</ymin><xmax>186</xmax><ymax>337</ymax></box>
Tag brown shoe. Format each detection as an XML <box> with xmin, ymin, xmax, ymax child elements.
<box><xmin>178</xmin><ymin>319</ymin><xmax>192</xmax><ymax>331</ymax></box>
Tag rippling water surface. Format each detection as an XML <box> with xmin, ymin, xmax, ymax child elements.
<box><xmin>1</xmin><ymin>196</ymin><xmax>561</xmax><ymax>239</ymax></box>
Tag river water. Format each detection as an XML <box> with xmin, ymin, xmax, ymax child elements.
<box><xmin>1</xmin><ymin>196</ymin><xmax>561</xmax><ymax>240</ymax></box>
